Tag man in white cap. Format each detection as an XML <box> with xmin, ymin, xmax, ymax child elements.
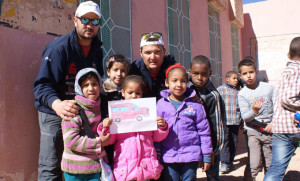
<box><xmin>33</xmin><ymin>1</ymin><xmax>103</xmax><ymax>180</ymax></box>
<box><xmin>129</xmin><ymin>32</ymin><xmax>176</xmax><ymax>99</ymax></box>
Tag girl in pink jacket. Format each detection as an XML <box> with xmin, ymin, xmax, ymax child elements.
<box><xmin>98</xmin><ymin>75</ymin><xmax>169</xmax><ymax>181</ymax></box>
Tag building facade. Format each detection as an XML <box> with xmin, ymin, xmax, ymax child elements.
<box><xmin>241</xmin><ymin>0</ymin><xmax>300</xmax><ymax>86</ymax></box>
<box><xmin>0</xmin><ymin>0</ymin><xmax>243</xmax><ymax>180</ymax></box>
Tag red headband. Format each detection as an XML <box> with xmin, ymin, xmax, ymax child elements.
<box><xmin>165</xmin><ymin>63</ymin><xmax>186</xmax><ymax>78</ymax></box>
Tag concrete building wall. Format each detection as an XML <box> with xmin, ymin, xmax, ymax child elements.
<box><xmin>242</xmin><ymin>0</ymin><xmax>300</xmax><ymax>86</ymax></box>
<box><xmin>0</xmin><ymin>1</ymin><xmax>77</xmax><ymax>180</ymax></box>
<box><xmin>0</xmin><ymin>26</ymin><xmax>56</xmax><ymax>180</ymax></box>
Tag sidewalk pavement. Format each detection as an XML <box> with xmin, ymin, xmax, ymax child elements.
<box><xmin>197</xmin><ymin>130</ymin><xmax>300</xmax><ymax>181</ymax></box>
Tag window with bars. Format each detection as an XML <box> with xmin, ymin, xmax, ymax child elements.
<box><xmin>85</xmin><ymin>0</ymin><xmax>132</xmax><ymax>77</ymax></box>
<box><xmin>231</xmin><ymin>24</ymin><xmax>240</xmax><ymax>73</ymax></box>
<box><xmin>167</xmin><ymin>0</ymin><xmax>191</xmax><ymax>69</ymax></box>
<box><xmin>208</xmin><ymin>4</ymin><xmax>222</xmax><ymax>87</ymax></box>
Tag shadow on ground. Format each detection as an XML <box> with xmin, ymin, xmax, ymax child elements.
<box><xmin>283</xmin><ymin>170</ymin><xmax>300</xmax><ymax>181</ymax></box>
<box><xmin>197</xmin><ymin>175</ymin><xmax>244</xmax><ymax>181</ymax></box>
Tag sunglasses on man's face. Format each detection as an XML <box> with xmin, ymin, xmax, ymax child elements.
<box><xmin>141</xmin><ymin>32</ymin><xmax>162</xmax><ymax>41</ymax></box>
<box><xmin>76</xmin><ymin>17</ymin><xmax>101</xmax><ymax>26</ymax></box>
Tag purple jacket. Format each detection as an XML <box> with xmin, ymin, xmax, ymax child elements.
<box><xmin>157</xmin><ymin>88</ymin><xmax>212</xmax><ymax>163</ymax></box>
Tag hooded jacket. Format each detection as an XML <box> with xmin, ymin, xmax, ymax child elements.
<box><xmin>33</xmin><ymin>28</ymin><xmax>103</xmax><ymax>115</ymax></box>
<box><xmin>61</xmin><ymin>68</ymin><xmax>103</xmax><ymax>174</ymax></box>
<box><xmin>157</xmin><ymin>88</ymin><xmax>212</xmax><ymax>163</ymax></box>
<box><xmin>97</xmin><ymin>116</ymin><xmax>169</xmax><ymax>180</ymax></box>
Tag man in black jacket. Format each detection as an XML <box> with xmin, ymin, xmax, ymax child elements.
<box><xmin>33</xmin><ymin>1</ymin><xmax>103</xmax><ymax>180</ymax></box>
<box><xmin>129</xmin><ymin>32</ymin><xmax>176</xmax><ymax>100</ymax></box>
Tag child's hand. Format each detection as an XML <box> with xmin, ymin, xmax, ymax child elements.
<box><xmin>264</xmin><ymin>123</ymin><xmax>272</xmax><ymax>133</ymax></box>
<box><xmin>201</xmin><ymin>162</ymin><xmax>211</xmax><ymax>172</ymax></box>
<box><xmin>157</xmin><ymin>116</ymin><xmax>166</xmax><ymax>127</ymax></box>
<box><xmin>251</xmin><ymin>99</ymin><xmax>263</xmax><ymax>114</ymax></box>
<box><xmin>103</xmin><ymin>118</ymin><xmax>112</xmax><ymax>128</ymax></box>
<box><xmin>100</xmin><ymin>130</ymin><xmax>110</xmax><ymax>146</ymax></box>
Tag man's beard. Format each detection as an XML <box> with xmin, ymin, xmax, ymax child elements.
<box><xmin>78</xmin><ymin>30</ymin><xmax>97</xmax><ymax>40</ymax></box>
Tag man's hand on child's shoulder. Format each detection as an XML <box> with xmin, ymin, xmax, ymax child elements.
<box><xmin>52</xmin><ymin>99</ymin><xmax>78</xmax><ymax>121</ymax></box>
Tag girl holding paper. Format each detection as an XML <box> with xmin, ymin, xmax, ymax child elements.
<box><xmin>98</xmin><ymin>75</ymin><xmax>169</xmax><ymax>181</ymax></box>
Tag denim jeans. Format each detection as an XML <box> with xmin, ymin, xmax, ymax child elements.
<box><xmin>162</xmin><ymin>162</ymin><xmax>198</xmax><ymax>181</ymax></box>
<box><xmin>64</xmin><ymin>172</ymin><xmax>100</xmax><ymax>181</ymax></box>
<box><xmin>220</xmin><ymin>125</ymin><xmax>239</xmax><ymax>165</ymax></box>
<box><xmin>38</xmin><ymin>111</ymin><xmax>64</xmax><ymax>181</ymax></box>
<box><xmin>206</xmin><ymin>154</ymin><xmax>220</xmax><ymax>181</ymax></box>
<box><xmin>264</xmin><ymin>133</ymin><xmax>300</xmax><ymax>181</ymax></box>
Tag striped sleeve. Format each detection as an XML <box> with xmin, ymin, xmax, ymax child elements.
<box><xmin>61</xmin><ymin>117</ymin><xmax>102</xmax><ymax>155</ymax></box>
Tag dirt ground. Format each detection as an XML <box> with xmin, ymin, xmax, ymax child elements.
<box><xmin>196</xmin><ymin>130</ymin><xmax>300</xmax><ymax>181</ymax></box>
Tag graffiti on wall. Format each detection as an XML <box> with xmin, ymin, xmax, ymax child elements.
<box><xmin>0</xmin><ymin>0</ymin><xmax>78</xmax><ymax>35</ymax></box>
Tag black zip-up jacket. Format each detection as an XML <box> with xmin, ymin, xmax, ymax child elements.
<box><xmin>188</xmin><ymin>80</ymin><xmax>226</xmax><ymax>154</ymax></box>
<box><xmin>33</xmin><ymin>28</ymin><xmax>103</xmax><ymax>115</ymax></box>
<box><xmin>129</xmin><ymin>55</ymin><xmax>176</xmax><ymax>100</ymax></box>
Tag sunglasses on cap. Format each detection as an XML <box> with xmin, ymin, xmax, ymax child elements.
<box><xmin>76</xmin><ymin>16</ymin><xmax>101</xmax><ymax>26</ymax></box>
<box><xmin>141</xmin><ymin>32</ymin><xmax>162</xmax><ymax>41</ymax></box>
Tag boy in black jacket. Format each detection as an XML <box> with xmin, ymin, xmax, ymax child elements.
<box><xmin>188</xmin><ymin>55</ymin><xmax>226</xmax><ymax>181</ymax></box>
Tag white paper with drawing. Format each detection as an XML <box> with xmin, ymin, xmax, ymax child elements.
<box><xmin>108</xmin><ymin>97</ymin><xmax>157</xmax><ymax>134</ymax></box>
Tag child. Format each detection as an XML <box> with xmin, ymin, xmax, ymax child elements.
<box><xmin>217</xmin><ymin>71</ymin><xmax>240</xmax><ymax>173</ymax></box>
<box><xmin>264</xmin><ymin>37</ymin><xmax>300</xmax><ymax>181</ymax></box>
<box><xmin>157</xmin><ymin>63</ymin><xmax>213</xmax><ymax>181</ymax></box>
<box><xmin>101</xmin><ymin>54</ymin><xmax>130</xmax><ymax>118</ymax></box>
<box><xmin>237</xmin><ymin>59</ymin><xmax>274</xmax><ymax>181</ymax></box>
<box><xmin>98</xmin><ymin>75</ymin><xmax>169</xmax><ymax>181</ymax></box>
<box><xmin>61</xmin><ymin>68</ymin><xmax>111</xmax><ymax>180</ymax></box>
<box><xmin>188</xmin><ymin>55</ymin><xmax>226</xmax><ymax>181</ymax></box>
<box><xmin>100</xmin><ymin>54</ymin><xmax>130</xmax><ymax>166</ymax></box>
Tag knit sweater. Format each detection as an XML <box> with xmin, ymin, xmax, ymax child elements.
<box><xmin>61</xmin><ymin>95</ymin><xmax>102</xmax><ymax>174</ymax></box>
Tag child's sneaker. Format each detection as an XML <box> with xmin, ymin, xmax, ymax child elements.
<box><xmin>220</xmin><ymin>163</ymin><xmax>235</xmax><ymax>173</ymax></box>
<box><xmin>220</xmin><ymin>163</ymin><xmax>230</xmax><ymax>173</ymax></box>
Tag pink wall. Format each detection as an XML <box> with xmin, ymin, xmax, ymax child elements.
<box><xmin>220</xmin><ymin>0</ymin><xmax>234</xmax><ymax>82</ymax></box>
<box><xmin>0</xmin><ymin>26</ymin><xmax>55</xmax><ymax>180</ymax></box>
<box><xmin>131</xmin><ymin>0</ymin><xmax>169</xmax><ymax>61</ymax></box>
<box><xmin>190</xmin><ymin>0</ymin><xmax>210</xmax><ymax>58</ymax></box>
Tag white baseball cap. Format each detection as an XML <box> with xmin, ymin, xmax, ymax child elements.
<box><xmin>140</xmin><ymin>32</ymin><xmax>165</xmax><ymax>48</ymax></box>
<box><xmin>75</xmin><ymin>1</ymin><xmax>101</xmax><ymax>18</ymax></box>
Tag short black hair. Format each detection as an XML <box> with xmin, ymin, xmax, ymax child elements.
<box><xmin>121</xmin><ymin>75</ymin><xmax>146</xmax><ymax>91</ymax></box>
<box><xmin>225</xmin><ymin>71</ymin><xmax>238</xmax><ymax>78</ymax></box>
<box><xmin>289</xmin><ymin>37</ymin><xmax>300</xmax><ymax>59</ymax></box>
<box><xmin>244</xmin><ymin>56</ymin><xmax>255</xmax><ymax>61</ymax></box>
<box><xmin>106</xmin><ymin>54</ymin><xmax>130</xmax><ymax>72</ymax></box>
<box><xmin>238</xmin><ymin>59</ymin><xmax>256</xmax><ymax>73</ymax></box>
<box><xmin>78</xmin><ymin>72</ymin><xmax>100</xmax><ymax>87</ymax></box>
<box><xmin>190</xmin><ymin>55</ymin><xmax>211</xmax><ymax>70</ymax></box>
